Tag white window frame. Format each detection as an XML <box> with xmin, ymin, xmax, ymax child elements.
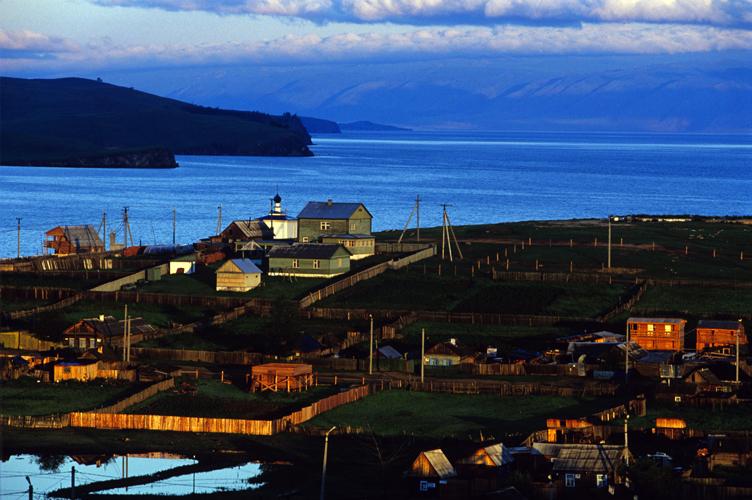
<box><xmin>350</xmin><ymin>222</ymin><xmax>356</xmax><ymax>231</ymax></box>
<box><xmin>597</xmin><ymin>474</ymin><xmax>607</xmax><ymax>488</ymax></box>
<box><xmin>313</xmin><ymin>260</ymin><xmax>320</xmax><ymax>269</ymax></box>
<box><xmin>320</xmin><ymin>221</ymin><xmax>331</xmax><ymax>230</ymax></box>
<box><xmin>292</xmin><ymin>259</ymin><xmax>299</xmax><ymax>269</ymax></box>
<box><xmin>565</xmin><ymin>474</ymin><xmax>576</xmax><ymax>487</ymax></box>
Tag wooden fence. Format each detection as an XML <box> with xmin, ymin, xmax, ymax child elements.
<box><xmin>89</xmin><ymin>378</ymin><xmax>175</xmax><ymax>414</ymax></box>
<box><xmin>388</xmin><ymin>246</ymin><xmax>437</xmax><ymax>269</ymax></box>
<box><xmin>378</xmin><ymin>243</ymin><xmax>434</xmax><ymax>254</ymax></box>
<box><xmin>70</xmin><ymin>384</ymin><xmax>372</xmax><ymax>436</ymax></box>
<box><xmin>128</xmin><ymin>347</ymin><xmax>265</xmax><ymax>365</ymax></box>
<box><xmin>405</xmin><ymin>379</ymin><xmax>617</xmax><ymax>397</ymax></box>
<box><xmin>0</xmin><ymin>413</ymin><xmax>70</xmax><ymax>429</ymax></box>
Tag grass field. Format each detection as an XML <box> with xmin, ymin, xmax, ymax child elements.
<box><xmin>629</xmin><ymin>400</ymin><xmax>752</xmax><ymax>431</ymax></box>
<box><xmin>303</xmin><ymin>389</ymin><xmax>623</xmax><ymax>439</ymax></box>
<box><xmin>636</xmin><ymin>286</ymin><xmax>752</xmax><ymax>316</ymax></box>
<box><xmin>1</xmin><ymin>377</ymin><xmax>151</xmax><ymax>416</ymax></box>
<box><xmin>2</xmin><ymin>272</ymin><xmax>105</xmax><ymax>290</ymax></box>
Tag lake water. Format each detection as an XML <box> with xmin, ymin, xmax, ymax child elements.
<box><xmin>0</xmin><ymin>454</ymin><xmax>261</xmax><ymax>497</ymax></box>
<box><xmin>1</xmin><ymin>131</ymin><xmax>751</xmax><ymax>260</ymax></box>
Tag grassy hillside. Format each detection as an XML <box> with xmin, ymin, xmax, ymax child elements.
<box><xmin>0</xmin><ymin>77</ymin><xmax>312</xmax><ymax>164</ymax></box>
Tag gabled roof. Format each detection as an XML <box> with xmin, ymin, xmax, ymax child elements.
<box><xmin>72</xmin><ymin>316</ymin><xmax>155</xmax><ymax>339</ymax></box>
<box><xmin>267</xmin><ymin>243</ymin><xmax>351</xmax><ymax>260</ymax></box>
<box><xmin>531</xmin><ymin>442</ymin><xmax>564</xmax><ymax>457</ymax></box>
<box><xmin>409</xmin><ymin>449</ymin><xmax>457</xmax><ymax>479</ymax></box>
<box><xmin>46</xmin><ymin>225</ymin><xmax>104</xmax><ymax>248</ymax></box>
<box><xmin>697</xmin><ymin>320</ymin><xmax>743</xmax><ymax>331</ymax></box>
<box><xmin>216</xmin><ymin>259</ymin><xmax>262</xmax><ymax>275</ymax></box>
<box><xmin>616</xmin><ymin>341</ymin><xmax>650</xmax><ymax>360</ymax></box>
<box><xmin>297</xmin><ymin>201</ymin><xmax>371</xmax><ymax>220</ymax></box>
<box><xmin>375</xmin><ymin>345</ymin><xmax>403</xmax><ymax>359</ymax></box>
<box><xmin>225</xmin><ymin>220</ymin><xmax>274</xmax><ymax>239</ymax></box>
<box><xmin>693</xmin><ymin>367</ymin><xmax>723</xmax><ymax>385</ymax></box>
<box><xmin>299</xmin><ymin>335</ymin><xmax>323</xmax><ymax>353</ymax></box>
<box><xmin>457</xmin><ymin>443</ymin><xmax>515</xmax><ymax>467</ymax></box>
<box><xmin>426</xmin><ymin>339</ymin><xmax>476</xmax><ymax>358</ymax></box>
<box><xmin>551</xmin><ymin>444</ymin><xmax>629</xmax><ymax>472</ymax></box>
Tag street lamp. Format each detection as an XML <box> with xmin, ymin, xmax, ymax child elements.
<box><xmin>320</xmin><ymin>426</ymin><xmax>337</xmax><ymax>500</ymax></box>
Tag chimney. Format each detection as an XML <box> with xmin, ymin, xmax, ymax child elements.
<box><xmin>327</xmin><ymin>199</ymin><xmax>332</xmax><ymax>205</ymax></box>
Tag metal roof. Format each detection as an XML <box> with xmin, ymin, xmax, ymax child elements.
<box><xmin>423</xmin><ymin>449</ymin><xmax>457</xmax><ymax>479</ymax></box>
<box><xmin>627</xmin><ymin>318</ymin><xmax>685</xmax><ymax>324</ymax></box>
<box><xmin>320</xmin><ymin>234</ymin><xmax>373</xmax><ymax>239</ymax></box>
<box><xmin>375</xmin><ymin>346</ymin><xmax>403</xmax><ymax>359</ymax></box>
<box><xmin>48</xmin><ymin>225</ymin><xmax>104</xmax><ymax>248</ymax></box>
<box><xmin>267</xmin><ymin>243</ymin><xmax>350</xmax><ymax>260</ymax></box>
<box><xmin>457</xmin><ymin>443</ymin><xmax>515</xmax><ymax>467</ymax></box>
<box><xmin>531</xmin><ymin>442</ymin><xmax>564</xmax><ymax>456</ymax></box>
<box><xmin>217</xmin><ymin>259</ymin><xmax>262</xmax><ymax>275</ymax></box>
<box><xmin>697</xmin><ymin>320</ymin><xmax>743</xmax><ymax>330</ymax></box>
<box><xmin>297</xmin><ymin>201</ymin><xmax>371</xmax><ymax>220</ymax></box>
<box><xmin>551</xmin><ymin>444</ymin><xmax>628</xmax><ymax>472</ymax></box>
<box><xmin>227</xmin><ymin>220</ymin><xmax>274</xmax><ymax>239</ymax></box>
<box><xmin>80</xmin><ymin>316</ymin><xmax>155</xmax><ymax>338</ymax></box>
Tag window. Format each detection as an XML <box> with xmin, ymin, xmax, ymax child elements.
<box><xmin>420</xmin><ymin>481</ymin><xmax>428</xmax><ymax>491</ymax></box>
<box><xmin>648</xmin><ymin>324</ymin><xmax>654</xmax><ymax>332</ymax></box>
<box><xmin>597</xmin><ymin>474</ymin><xmax>607</xmax><ymax>488</ymax></box>
<box><xmin>302</xmin><ymin>237</ymin><xmax>308</xmax><ymax>243</ymax></box>
<box><xmin>313</xmin><ymin>260</ymin><xmax>320</xmax><ymax>269</ymax></box>
<box><xmin>338</xmin><ymin>258</ymin><xmax>342</xmax><ymax>267</ymax></box>
<box><xmin>350</xmin><ymin>222</ymin><xmax>356</xmax><ymax>231</ymax></box>
<box><xmin>565</xmin><ymin>474</ymin><xmax>576</xmax><ymax>487</ymax></box>
<box><xmin>69</xmin><ymin>338</ymin><xmax>75</xmax><ymax>348</ymax></box>
<box><xmin>347</xmin><ymin>240</ymin><xmax>356</xmax><ymax>247</ymax></box>
<box><xmin>90</xmin><ymin>338</ymin><xmax>96</xmax><ymax>348</ymax></box>
<box><xmin>320</xmin><ymin>221</ymin><xmax>330</xmax><ymax>230</ymax></box>
<box><xmin>64</xmin><ymin>366</ymin><xmax>71</xmax><ymax>373</ymax></box>
<box><xmin>339</xmin><ymin>240</ymin><xmax>346</xmax><ymax>245</ymax></box>
<box><xmin>79</xmin><ymin>338</ymin><xmax>87</xmax><ymax>349</ymax></box>
<box><xmin>430</xmin><ymin>358</ymin><xmax>438</xmax><ymax>366</ymax></box>
<box><xmin>443</xmin><ymin>359</ymin><xmax>452</xmax><ymax>366</ymax></box>
<box><xmin>665</xmin><ymin>325</ymin><xmax>672</xmax><ymax>332</ymax></box>
<box><xmin>292</xmin><ymin>259</ymin><xmax>299</xmax><ymax>268</ymax></box>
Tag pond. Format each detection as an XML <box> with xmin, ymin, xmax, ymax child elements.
<box><xmin>0</xmin><ymin>454</ymin><xmax>262</xmax><ymax>497</ymax></box>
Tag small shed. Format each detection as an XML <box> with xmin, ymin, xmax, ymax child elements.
<box><xmin>215</xmin><ymin>259</ymin><xmax>262</xmax><ymax>292</ymax></box>
<box><xmin>406</xmin><ymin>449</ymin><xmax>458</xmax><ymax>497</ymax></box>
<box><xmin>551</xmin><ymin>444</ymin><xmax>631</xmax><ymax>491</ymax></box>
<box><xmin>249</xmin><ymin>363</ymin><xmax>314</xmax><ymax>392</ymax></box>
<box><xmin>44</xmin><ymin>225</ymin><xmax>104</xmax><ymax>255</ymax></box>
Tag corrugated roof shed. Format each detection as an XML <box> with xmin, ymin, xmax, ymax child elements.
<box><xmin>297</xmin><ymin>202</ymin><xmax>371</xmax><ymax>220</ymax></box>
<box><xmin>551</xmin><ymin>444</ymin><xmax>628</xmax><ymax>472</ymax></box>
<box><xmin>531</xmin><ymin>442</ymin><xmax>564</xmax><ymax>457</ymax></box>
<box><xmin>267</xmin><ymin>243</ymin><xmax>350</xmax><ymax>259</ymax></box>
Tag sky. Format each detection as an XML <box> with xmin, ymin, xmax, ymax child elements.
<box><xmin>1</xmin><ymin>0</ymin><xmax>752</xmax><ymax>126</ymax></box>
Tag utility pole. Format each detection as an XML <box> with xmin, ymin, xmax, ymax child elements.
<box><xmin>421</xmin><ymin>328</ymin><xmax>425</xmax><ymax>383</ymax></box>
<box><xmin>122</xmin><ymin>207</ymin><xmax>133</xmax><ymax>248</ymax></box>
<box><xmin>439</xmin><ymin>205</ymin><xmax>463</xmax><ymax>261</ymax></box>
<box><xmin>172</xmin><ymin>208</ymin><xmax>176</xmax><ymax>245</ymax></box>
<box><xmin>625</xmin><ymin>322</ymin><xmax>630</xmax><ymax>396</ymax></box>
<box><xmin>97</xmin><ymin>211</ymin><xmax>106</xmax><ymax>251</ymax></box>
<box><xmin>369</xmin><ymin>315</ymin><xmax>373</xmax><ymax>375</ymax></box>
<box><xmin>608</xmin><ymin>216</ymin><xmax>612</xmax><ymax>269</ymax></box>
<box><xmin>397</xmin><ymin>195</ymin><xmax>421</xmax><ymax>244</ymax></box>
<box><xmin>737</xmin><ymin>319</ymin><xmax>742</xmax><ymax>383</ymax></box>
<box><xmin>16</xmin><ymin>218</ymin><xmax>22</xmax><ymax>258</ymax></box>
<box><xmin>71</xmin><ymin>466</ymin><xmax>76</xmax><ymax>500</ymax></box>
<box><xmin>123</xmin><ymin>305</ymin><xmax>128</xmax><ymax>361</ymax></box>
<box><xmin>216</xmin><ymin>204</ymin><xmax>222</xmax><ymax>235</ymax></box>
<box><xmin>320</xmin><ymin>426</ymin><xmax>337</xmax><ymax>500</ymax></box>
<box><xmin>26</xmin><ymin>477</ymin><xmax>32</xmax><ymax>500</ymax></box>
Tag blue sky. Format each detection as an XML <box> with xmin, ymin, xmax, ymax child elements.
<box><xmin>2</xmin><ymin>0</ymin><xmax>751</xmax><ymax>128</ymax></box>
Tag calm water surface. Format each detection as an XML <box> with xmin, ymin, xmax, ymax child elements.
<box><xmin>1</xmin><ymin>131</ymin><xmax>750</xmax><ymax>259</ymax></box>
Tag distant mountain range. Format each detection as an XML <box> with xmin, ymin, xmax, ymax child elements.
<box><xmin>0</xmin><ymin>77</ymin><xmax>313</xmax><ymax>168</ymax></box>
<box><xmin>129</xmin><ymin>58</ymin><xmax>752</xmax><ymax>133</ymax></box>
<box><xmin>299</xmin><ymin>118</ymin><xmax>413</xmax><ymax>133</ymax></box>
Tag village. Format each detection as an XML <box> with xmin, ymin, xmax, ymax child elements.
<box><xmin>2</xmin><ymin>196</ymin><xmax>752</xmax><ymax>500</ymax></box>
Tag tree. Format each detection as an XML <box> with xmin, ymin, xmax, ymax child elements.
<box><xmin>31</xmin><ymin>311</ymin><xmax>69</xmax><ymax>342</ymax></box>
<box><xmin>617</xmin><ymin>458</ymin><xmax>683</xmax><ymax>500</ymax></box>
<box><xmin>264</xmin><ymin>296</ymin><xmax>301</xmax><ymax>355</ymax></box>
<box><xmin>33</xmin><ymin>454</ymin><xmax>67</xmax><ymax>473</ymax></box>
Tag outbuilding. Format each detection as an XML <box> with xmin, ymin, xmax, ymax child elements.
<box><xmin>215</xmin><ymin>259</ymin><xmax>263</xmax><ymax>291</ymax></box>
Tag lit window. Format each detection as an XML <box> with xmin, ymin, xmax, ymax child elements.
<box><xmin>313</xmin><ymin>260</ymin><xmax>320</xmax><ymax>269</ymax></box>
<box><xmin>69</xmin><ymin>338</ymin><xmax>75</xmax><ymax>347</ymax></box>
<box><xmin>597</xmin><ymin>474</ymin><xmax>607</xmax><ymax>488</ymax></box>
<box><xmin>647</xmin><ymin>324</ymin><xmax>654</xmax><ymax>332</ymax></box>
<box><xmin>292</xmin><ymin>259</ymin><xmax>299</xmax><ymax>268</ymax></box>
<box><xmin>665</xmin><ymin>325</ymin><xmax>672</xmax><ymax>332</ymax></box>
<box><xmin>90</xmin><ymin>339</ymin><xmax>96</xmax><ymax>348</ymax></box>
<box><xmin>302</xmin><ymin>237</ymin><xmax>308</xmax><ymax>243</ymax></box>
<box><xmin>79</xmin><ymin>338</ymin><xmax>87</xmax><ymax>349</ymax></box>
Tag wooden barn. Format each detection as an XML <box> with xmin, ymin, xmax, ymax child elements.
<box><xmin>627</xmin><ymin>317</ymin><xmax>687</xmax><ymax>351</ymax></box>
<box><xmin>545</xmin><ymin>419</ymin><xmax>595</xmax><ymax>444</ymax></box>
<box><xmin>656</xmin><ymin>417</ymin><xmax>688</xmax><ymax>439</ymax></box>
<box><xmin>249</xmin><ymin>363</ymin><xmax>314</xmax><ymax>392</ymax></box>
<box><xmin>44</xmin><ymin>225</ymin><xmax>104</xmax><ymax>255</ymax></box>
<box><xmin>53</xmin><ymin>359</ymin><xmax>99</xmax><ymax>381</ymax></box>
<box><xmin>696</xmin><ymin>320</ymin><xmax>746</xmax><ymax>353</ymax></box>
<box><xmin>406</xmin><ymin>449</ymin><xmax>458</xmax><ymax>498</ymax></box>
<box><xmin>215</xmin><ymin>259</ymin><xmax>262</xmax><ymax>291</ymax></box>
<box><xmin>455</xmin><ymin>443</ymin><xmax>516</xmax><ymax>496</ymax></box>
<box><xmin>212</xmin><ymin>220</ymin><xmax>273</xmax><ymax>245</ymax></box>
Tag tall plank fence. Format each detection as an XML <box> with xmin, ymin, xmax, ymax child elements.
<box><xmin>89</xmin><ymin>378</ymin><xmax>175</xmax><ymax>414</ymax></box>
<box><xmin>70</xmin><ymin>385</ymin><xmax>372</xmax><ymax>436</ymax></box>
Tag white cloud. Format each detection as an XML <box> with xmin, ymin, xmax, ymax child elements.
<box><xmin>2</xmin><ymin>23</ymin><xmax>751</xmax><ymax>74</ymax></box>
<box><xmin>0</xmin><ymin>30</ymin><xmax>80</xmax><ymax>53</ymax></box>
<box><xmin>87</xmin><ymin>0</ymin><xmax>752</xmax><ymax>26</ymax></box>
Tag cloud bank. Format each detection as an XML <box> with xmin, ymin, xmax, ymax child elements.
<box><xmin>90</xmin><ymin>0</ymin><xmax>752</xmax><ymax>26</ymax></box>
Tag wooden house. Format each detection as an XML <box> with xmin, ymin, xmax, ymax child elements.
<box><xmin>455</xmin><ymin>444</ymin><xmax>516</xmax><ymax>497</ymax></box>
<box><xmin>424</xmin><ymin>338</ymin><xmax>478</xmax><ymax>366</ymax></box>
<box><xmin>627</xmin><ymin>317</ymin><xmax>687</xmax><ymax>351</ymax></box>
<box><xmin>550</xmin><ymin>444</ymin><xmax>631</xmax><ymax>492</ymax></box>
<box><xmin>406</xmin><ymin>449</ymin><xmax>458</xmax><ymax>498</ymax></box>
<box><xmin>696</xmin><ymin>320</ymin><xmax>746</xmax><ymax>353</ymax></box>
<box><xmin>255</xmin><ymin>192</ymin><xmax>298</xmax><ymax>240</ymax></box>
<box><xmin>215</xmin><ymin>259</ymin><xmax>262</xmax><ymax>291</ymax></box>
<box><xmin>63</xmin><ymin>315</ymin><xmax>155</xmax><ymax>349</ymax></box>
<box><xmin>296</xmin><ymin>201</ymin><xmax>374</xmax><ymax>258</ymax></box>
<box><xmin>44</xmin><ymin>225</ymin><xmax>104</xmax><ymax>255</ymax></box>
<box><xmin>212</xmin><ymin>220</ymin><xmax>273</xmax><ymax>247</ymax></box>
<box><xmin>266</xmin><ymin>243</ymin><xmax>351</xmax><ymax>278</ymax></box>
<box><xmin>249</xmin><ymin>363</ymin><xmax>314</xmax><ymax>392</ymax></box>
<box><xmin>708</xmin><ymin>436</ymin><xmax>752</xmax><ymax>470</ymax></box>
<box><xmin>546</xmin><ymin>419</ymin><xmax>595</xmax><ymax>444</ymax></box>
<box><xmin>53</xmin><ymin>359</ymin><xmax>99</xmax><ymax>381</ymax></box>
<box><xmin>656</xmin><ymin>418</ymin><xmax>688</xmax><ymax>439</ymax></box>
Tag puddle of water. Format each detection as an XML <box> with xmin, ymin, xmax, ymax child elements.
<box><xmin>0</xmin><ymin>455</ymin><xmax>262</xmax><ymax>497</ymax></box>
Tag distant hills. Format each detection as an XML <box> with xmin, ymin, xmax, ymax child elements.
<box><xmin>0</xmin><ymin>77</ymin><xmax>313</xmax><ymax>168</ymax></box>
<box><xmin>299</xmin><ymin>117</ymin><xmax>413</xmax><ymax>133</ymax></box>
<box><xmin>139</xmin><ymin>58</ymin><xmax>752</xmax><ymax>133</ymax></box>
<box><xmin>339</xmin><ymin>121</ymin><xmax>412</xmax><ymax>132</ymax></box>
